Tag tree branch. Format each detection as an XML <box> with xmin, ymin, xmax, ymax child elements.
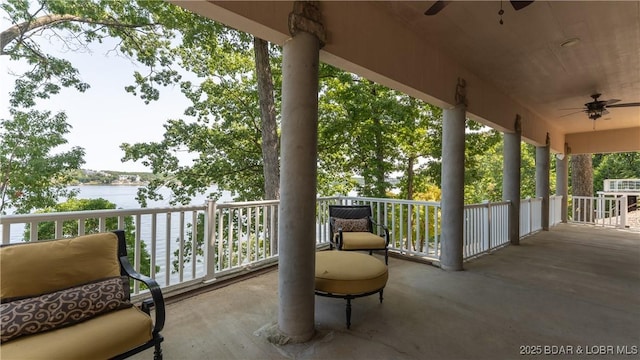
<box><xmin>1</xmin><ymin>14</ymin><xmax>158</xmax><ymax>54</ymax></box>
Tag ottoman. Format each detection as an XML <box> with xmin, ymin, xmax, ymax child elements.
<box><xmin>315</xmin><ymin>251</ymin><xmax>388</xmax><ymax>329</ymax></box>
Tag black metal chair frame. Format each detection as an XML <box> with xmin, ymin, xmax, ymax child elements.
<box><xmin>328</xmin><ymin>205</ymin><xmax>390</xmax><ymax>264</ymax></box>
<box><xmin>314</xmin><ymin>287</ymin><xmax>385</xmax><ymax>329</ymax></box>
<box><xmin>112</xmin><ymin>230</ymin><xmax>165</xmax><ymax>360</ymax></box>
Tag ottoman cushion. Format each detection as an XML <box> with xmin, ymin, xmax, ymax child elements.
<box><xmin>315</xmin><ymin>251</ymin><xmax>388</xmax><ymax>295</ymax></box>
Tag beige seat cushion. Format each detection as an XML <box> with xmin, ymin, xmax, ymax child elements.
<box><xmin>0</xmin><ymin>307</ymin><xmax>153</xmax><ymax>360</ymax></box>
<box><xmin>341</xmin><ymin>232</ymin><xmax>386</xmax><ymax>250</ymax></box>
<box><xmin>315</xmin><ymin>251</ymin><xmax>388</xmax><ymax>295</ymax></box>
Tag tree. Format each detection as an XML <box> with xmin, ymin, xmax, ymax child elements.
<box><xmin>319</xmin><ymin>68</ymin><xmax>423</xmax><ymax>198</ymax></box>
<box><xmin>117</xmin><ymin>7</ymin><xmax>282</xmax><ymax>204</ymax></box>
<box><xmin>0</xmin><ymin>108</ymin><xmax>84</xmax><ymax>214</ymax></box>
<box><xmin>1</xmin><ymin>0</ymin><xmax>175</xmax><ymax>213</ymax></box>
<box><xmin>392</xmin><ymin>98</ymin><xmax>442</xmax><ymax>200</ymax></box>
<box><xmin>593</xmin><ymin>152</ymin><xmax>640</xmax><ymax>193</ymax></box>
<box><xmin>2</xmin><ymin>0</ymin><xmax>281</xmax><ymax>206</ymax></box>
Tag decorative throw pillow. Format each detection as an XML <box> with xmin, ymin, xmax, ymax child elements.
<box><xmin>334</xmin><ymin>217</ymin><xmax>369</xmax><ymax>232</ymax></box>
<box><xmin>0</xmin><ymin>276</ymin><xmax>131</xmax><ymax>343</ymax></box>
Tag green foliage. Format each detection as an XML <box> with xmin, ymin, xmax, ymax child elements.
<box><xmin>1</xmin><ymin>0</ymin><xmax>174</xmax><ymax>213</ymax></box>
<box><xmin>117</xmin><ymin>7</ymin><xmax>276</xmax><ymax>205</ymax></box>
<box><xmin>0</xmin><ymin>109</ymin><xmax>85</xmax><ymax>214</ymax></box>
<box><xmin>462</xmin><ymin>130</ymin><xmax>557</xmax><ymax>204</ymax></box>
<box><xmin>593</xmin><ymin>152</ymin><xmax>640</xmax><ymax>193</ymax></box>
<box><xmin>318</xmin><ymin>66</ymin><xmax>443</xmax><ymax>198</ymax></box>
<box><xmin>2</xmin><ymin>0</ymin><xmax>168</xmax><ymax>107</ymax></box>
<box><xmin>27</xmin><ymin>197</ymin><xmax>155</xmax><ymax>277</ymax></box>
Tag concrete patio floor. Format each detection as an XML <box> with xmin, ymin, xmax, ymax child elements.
<box><xmin>132</xmin><ymin>223</ymin><xmax>640</xmax><ymax>360</ymax></box>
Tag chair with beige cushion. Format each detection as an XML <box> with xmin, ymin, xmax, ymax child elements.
<box><xmin>329</xmin><ymin>204</ymin><xmax>390</xmax><ymax>264</ymax></box>
<box><xmin>0</xmin><ymin>230</ymin><xmax>164</xmax><ymax>360</ymax></box>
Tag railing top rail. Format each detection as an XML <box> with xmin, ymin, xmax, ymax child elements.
<box><xmin>0</xmin><ymin>205</ymin><xmax>207</xmax><ymax>225</ymax></box>
<box><xmin>211</xmin><ymin>199</ymin><xmax>280</xmax><ymax>208</ymax></box>
<box><xmin>318</xmin><ymin>196</ymin><xmax>441</xmax><ymax>206</ymax></box>
<box><xmin>573</xmin><ymin>195</ymin><xmax>627</xmax><ymax>199</ymax></box>
<box><xmin>464</xmin><ymin>201</ymin><xmax>511</xmax><ymax>209</ymax></box>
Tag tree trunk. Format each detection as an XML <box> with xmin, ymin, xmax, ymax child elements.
<box><xmin>571</xmin><ymin>153</ymin><xmax>593</xmax><ymax>221</ymax></box>
<box><xmin>253</xmin><ymin>37</ymin><xmax>279</xmax><ymax>201</ymax></box>
<box><xmin>253</xmin><ymin>37</ymin><xmax>279</xmax><ymax>254</ymax></box>
<box><xmin>372</xmin><ymin>115</ymin><xmax>386</xmax><ymax>197</ymax></box>
<box><xmin>406</xmin><ymin>155</ymin><xmax>415</xmax><ymax>200</ymax></box>
<box><xmin>571</xmin><ymin>154</ymin><xmax>593</xmax><ymax>196</ymax></box>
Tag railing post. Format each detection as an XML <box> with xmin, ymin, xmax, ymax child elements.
<box><xmin>619</xmin><ymin>195</ymin><xmax>628</xmax><ymax>229</ymax></box>
<box><xmin>487</xmin><ymin>202</ymin><xmax>492</xmax><ymax>252</ymax></box>
<box><xmin>528</xmin><ymin>198</ymin><xmax>532</xmax><ymax>234</ymax></box>
<box><xmin>205</xmin><ymin>200</ymin><xmax>217</xmax><ymax>281</ymax></box>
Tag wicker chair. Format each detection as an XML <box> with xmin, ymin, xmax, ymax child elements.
<box><xmin>329</xmin><ymin>205</ymin><xmax>390</xmax><ymax>264</ymax></box>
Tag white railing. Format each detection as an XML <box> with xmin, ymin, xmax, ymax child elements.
<box><xmin>571</xmin><ymin>195</ymin><xmax>628</xmax><ymax>228</ymax></box>
<box><xmin>316</xmin><ymin>197</ymin><xmax>442</xmax><ymax>260</ymax></box>
<box><xmin>520</xmin><ymin>197</ymin><xmax>543</xmax><ymax>237</ymax></box>
<box><xmin>463</xmin><ymin>201</ymin><xmax>510</xmax><ymax>260</ymax></box>
<box><xmin>206</xmin><ymin>200</ymin><xmax>280</xmax><ymax>278</ymax></box>
<box><xmin>0</xmin><ymin>206</ymin><xmax>208</xmax><ymax>295</ymax></box>
<box><xmin>550</xmin><ymin>195</ymin><xmax>563</xmax><ymax>226</ymax></box>
<box><xmin>1</xmin><ymin>195</ymin><xmax>563</xmax><ymax>294</ymax></box>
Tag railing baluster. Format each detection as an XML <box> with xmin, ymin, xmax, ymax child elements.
<box><xmin>165</xmin><ymin>212</ymin><xmax>171</xmax><ymax>286</ymax></box>
<box><xmin>151</xmin><ymin>214</ymin><xmax>157</xmax><ymax>280</ymax></box>
<box><xmin>191</xmin><ymin>210</ymin><xmax>198</xmax><ymax>278</ymax></box>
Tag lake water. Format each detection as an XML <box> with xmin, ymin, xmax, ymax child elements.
<box><xmin>66</xmin><ymin>184</ymin><xmax>234</xmax><ymax>209</ymax></box>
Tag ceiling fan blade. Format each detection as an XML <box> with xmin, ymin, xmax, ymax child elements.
<box><xmin>605</xmin><ymin>99</ymin><xmax>621</xmax><ymax>105</ymax></box>
<box><xmin>425</xmin><ymin>1</ymin><xmax>450</xmax><ymax>15</ymax></box>
<box><xmin>510</xmin><ymin>1</ymin><xmax>535</xmax><ymax>11</ymax></box>
<box><xmin>607</xmin><ymin>102</ymin><xmax>640</xmax><ymax>108</ymax></box>
<box><xmin>560</xmin><ymin>110</ymin><xmax>585</xmax><ymax>117</ymax></box>
<box><xmin>559</xmin><ymin>107</ymin><xmax>586</xmax><ymax>111</ymax></box>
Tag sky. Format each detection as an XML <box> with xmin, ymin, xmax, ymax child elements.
<box><xmin>0</xmin><ymin>20</ymin><xmax>194</xmax><ymax>173</ymax></box>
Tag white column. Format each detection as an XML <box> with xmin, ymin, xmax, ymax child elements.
<box><xmin>277</xmin><ymin>2</ymin><xmax>324</xmax><ymax>343</ymax></box>
<box><xmin>503</xmin><ymin>116</ymin><xmax>521</xmax><ymax>245</ymax></box>
<box><xmin>536</xmin><ymin>135</ymin><xmax>550</xmax><ymax>230</ymax></box>
<box><xmin>440</xmin><ymin>103</ymin><xmax>466</xmax><ymax>271</ymax></box>
<box><xmin>555</xmin><ymin>151</ymin><xmax>568</xmax><ymax>223</ymax></box>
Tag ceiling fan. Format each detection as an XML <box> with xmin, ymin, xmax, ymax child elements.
<box><xmin>563</xmin><ymin>93</ymin><xmax>640</xmax><ymax>121</ymax></box>
<box><xmin>425</xmin><ymin>1</ymin><xmax>535</xmax><ymax>21</ymax></box>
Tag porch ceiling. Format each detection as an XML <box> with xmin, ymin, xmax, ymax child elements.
<box><xmin>174</xmin><ymin>1</ymin><xmax>640</xmax><ymax>154</ymax></box>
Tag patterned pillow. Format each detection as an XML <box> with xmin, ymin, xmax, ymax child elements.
<box><xmin>0</xmin><ymin>276</ymin><xmax>131</xmax><ymax>343</ymax></box>
<box><xmin>334</xmin><ymin>217</ymin><xmax>369</xmax><ymax>232</ymax></box>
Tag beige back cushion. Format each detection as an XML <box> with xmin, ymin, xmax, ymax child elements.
<box><xmin>0</xmin><ymin>233</ymin><xmax>120</xmax><ymax>300</ymax></box>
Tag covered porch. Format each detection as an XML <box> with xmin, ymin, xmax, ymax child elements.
<box><xmin>131</xmin><ymin>223</ymin><xmax>640</xmax><ymax>360</ymax></box>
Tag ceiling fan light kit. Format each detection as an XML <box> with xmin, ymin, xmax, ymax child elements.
<box><xmin>567</xmin><ymin>93</ymin><xmax>640</xmax><ymax>122</ymax></box>
<box><xmin>425</xmin><ymin>0</ymin><xmax>535</xmax><ymax>25</ymax></box>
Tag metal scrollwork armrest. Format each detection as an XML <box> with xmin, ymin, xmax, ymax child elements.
<box><xmin>119</xmin><ymin>255</ymin><xmax>166</xmax><ymax>336</ymax></box>
<box><xmin>370</xmin><ymin>218</ymin><xmax>390</xmax><ymax>246</ymax></box>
